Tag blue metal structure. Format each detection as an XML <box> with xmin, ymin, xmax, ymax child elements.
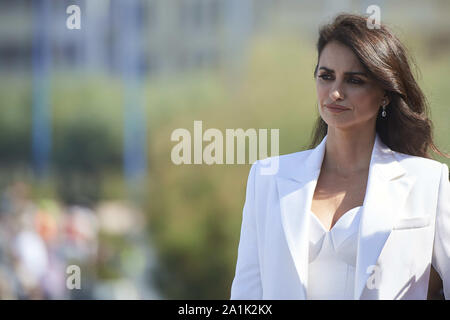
<box><xmin>32</xmin><ymin>0</ymin><xmax>52</xmax><ymax>178</ymax></box>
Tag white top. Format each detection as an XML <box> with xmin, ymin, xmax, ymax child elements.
<box><xmin>307</xmin><ymin>206</ymin><xmax>362</xmax><ymax>300</ymax></box>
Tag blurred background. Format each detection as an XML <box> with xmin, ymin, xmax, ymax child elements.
<box><xmin>0</xmin><ymin>0</ymin><xmax>449</xmax><ymax>299</ymax></box>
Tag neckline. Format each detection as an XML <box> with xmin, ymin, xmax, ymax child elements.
<box><xmin>310</xmin><ymin>206</ymin><xmax>362</xmax><ymax>233</ymax></box>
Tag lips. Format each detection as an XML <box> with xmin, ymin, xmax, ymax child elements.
<box><xmin>326</xmin><ymin>103</ymin><xmax>350</xmax><ymax>110</ymax></box>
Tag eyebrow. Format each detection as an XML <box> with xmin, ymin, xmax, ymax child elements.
<box><xmin>318</xmin><ymin>66</ymin><xmax>368</xmax><ymax>77</ymax></box>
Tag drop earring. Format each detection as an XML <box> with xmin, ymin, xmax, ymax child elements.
<box><xmin>381</xmin><ymin>100</ymin><xmax>387</xmax><ymax>118</ymax></box>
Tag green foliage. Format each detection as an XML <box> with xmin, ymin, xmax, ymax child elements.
<box><xmin>0</xmin><ymin>79</ymin><xmax>32</xmax><ymax>165</ymax></box>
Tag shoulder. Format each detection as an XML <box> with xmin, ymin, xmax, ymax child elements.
<box><xmin>392</xmin><ymin>150</ymin><xmax>448</xmax><ymax>181</ymax></box>
<box><xmin>249</xmin><ymin>149</ymin><xmax>312</xmax><ymax>180</ymax></box>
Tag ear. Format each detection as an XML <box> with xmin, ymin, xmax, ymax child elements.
<box><xmin>382</xmin><ymin>92</ymin><xmax>391</xmax><ymax>106</ymax></box>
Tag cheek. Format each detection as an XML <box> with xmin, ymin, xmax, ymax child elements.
<box><xmin>316</xmin><ymin>81</ymin><xmax>329</xmax><ymax>100</ymax></box>
<box><xmin>348</xmin><ymin>87</ymin><xmax>381</xmax><ymax>111</ymax></box>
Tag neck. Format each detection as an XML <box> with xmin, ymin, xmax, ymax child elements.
<box><xmin>322</xmin><ymin>127</ymin><xmax>376</xmax><ymax>177</ymax></box>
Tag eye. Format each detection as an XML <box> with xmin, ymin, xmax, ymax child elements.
<box><xmin>318</xmin><ymin>74</ymin><xmax>333</xmax><ymax>80</ymax></box>
<box><xmin>348</xmin><ymin>78</ymin><xmax>364</xmax><ymax>85</ymax></box>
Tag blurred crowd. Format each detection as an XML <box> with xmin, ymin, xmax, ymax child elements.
<box><xmin>0</xmin><ymin>181</ymin><xmax>160</xmax><ymax>299</ymax></box>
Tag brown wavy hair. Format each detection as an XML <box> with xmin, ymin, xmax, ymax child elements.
<box><xmin>309</xmin><ymin>13</ymin><xmax>449</xmax><ymax>160</ymax></box>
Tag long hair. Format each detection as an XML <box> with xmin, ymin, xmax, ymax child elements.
<box><xmin>309</xmin><ymin>13</ymin><xmax>449</xmax><ymax>160</ymax></box>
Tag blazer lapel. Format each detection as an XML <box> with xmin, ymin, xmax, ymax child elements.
<box><xmin>275</xmin><ymin>133</ymin><xmax>415</xmax><ymax>300</ymax></box>
<box><xmin>275</xmin><ymin>135</ymin><xmax>327</xmax><ymax>299</ymax></box>
<box><xmin>354</xmin><ymin>135</ymin><xmax>416</xmax><ymax>299</ymax></box>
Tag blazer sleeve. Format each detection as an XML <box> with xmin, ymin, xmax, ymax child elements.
<box><xmin>230</xmin><ymin>161</ymin><xmax>263</xmax><ymax>299</ymax></box>
<box><xmin>432</xmin><ymin>163</ymin><xmax>450</xmax><ymax>299</ymax></box>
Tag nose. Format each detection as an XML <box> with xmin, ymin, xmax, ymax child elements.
<box><xmin>330</xmin><ymin>82</ymin><xmax>345</xmax><ymax>101</ymax></box>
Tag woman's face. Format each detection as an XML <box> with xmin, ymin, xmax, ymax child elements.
<box><xmin>315</xmin><ymin>40</ymin><xmax>388</xmax><ymax>130</ymax></box>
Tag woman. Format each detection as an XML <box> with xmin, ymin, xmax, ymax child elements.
<box><xmin>230</xmin><ymin>13</ymin><xmax>450</xmax><ymax>300</ymax></box>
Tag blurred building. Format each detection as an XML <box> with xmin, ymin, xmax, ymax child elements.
<box><xmin>0</xmin><ymin>0</ymin><xmax>257</xmax><ymax>76</ymax></box>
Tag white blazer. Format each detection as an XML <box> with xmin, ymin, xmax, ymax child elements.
<box><xmin>230</xmin><ymin>133</ymin><xmax>450</xmax><ymax>300</ymax></box>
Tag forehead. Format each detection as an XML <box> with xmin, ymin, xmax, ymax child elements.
<box><xmin>318</xmin><ymin>41</ymin><xmax>364</xmax><ymax>72</ymax></box>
